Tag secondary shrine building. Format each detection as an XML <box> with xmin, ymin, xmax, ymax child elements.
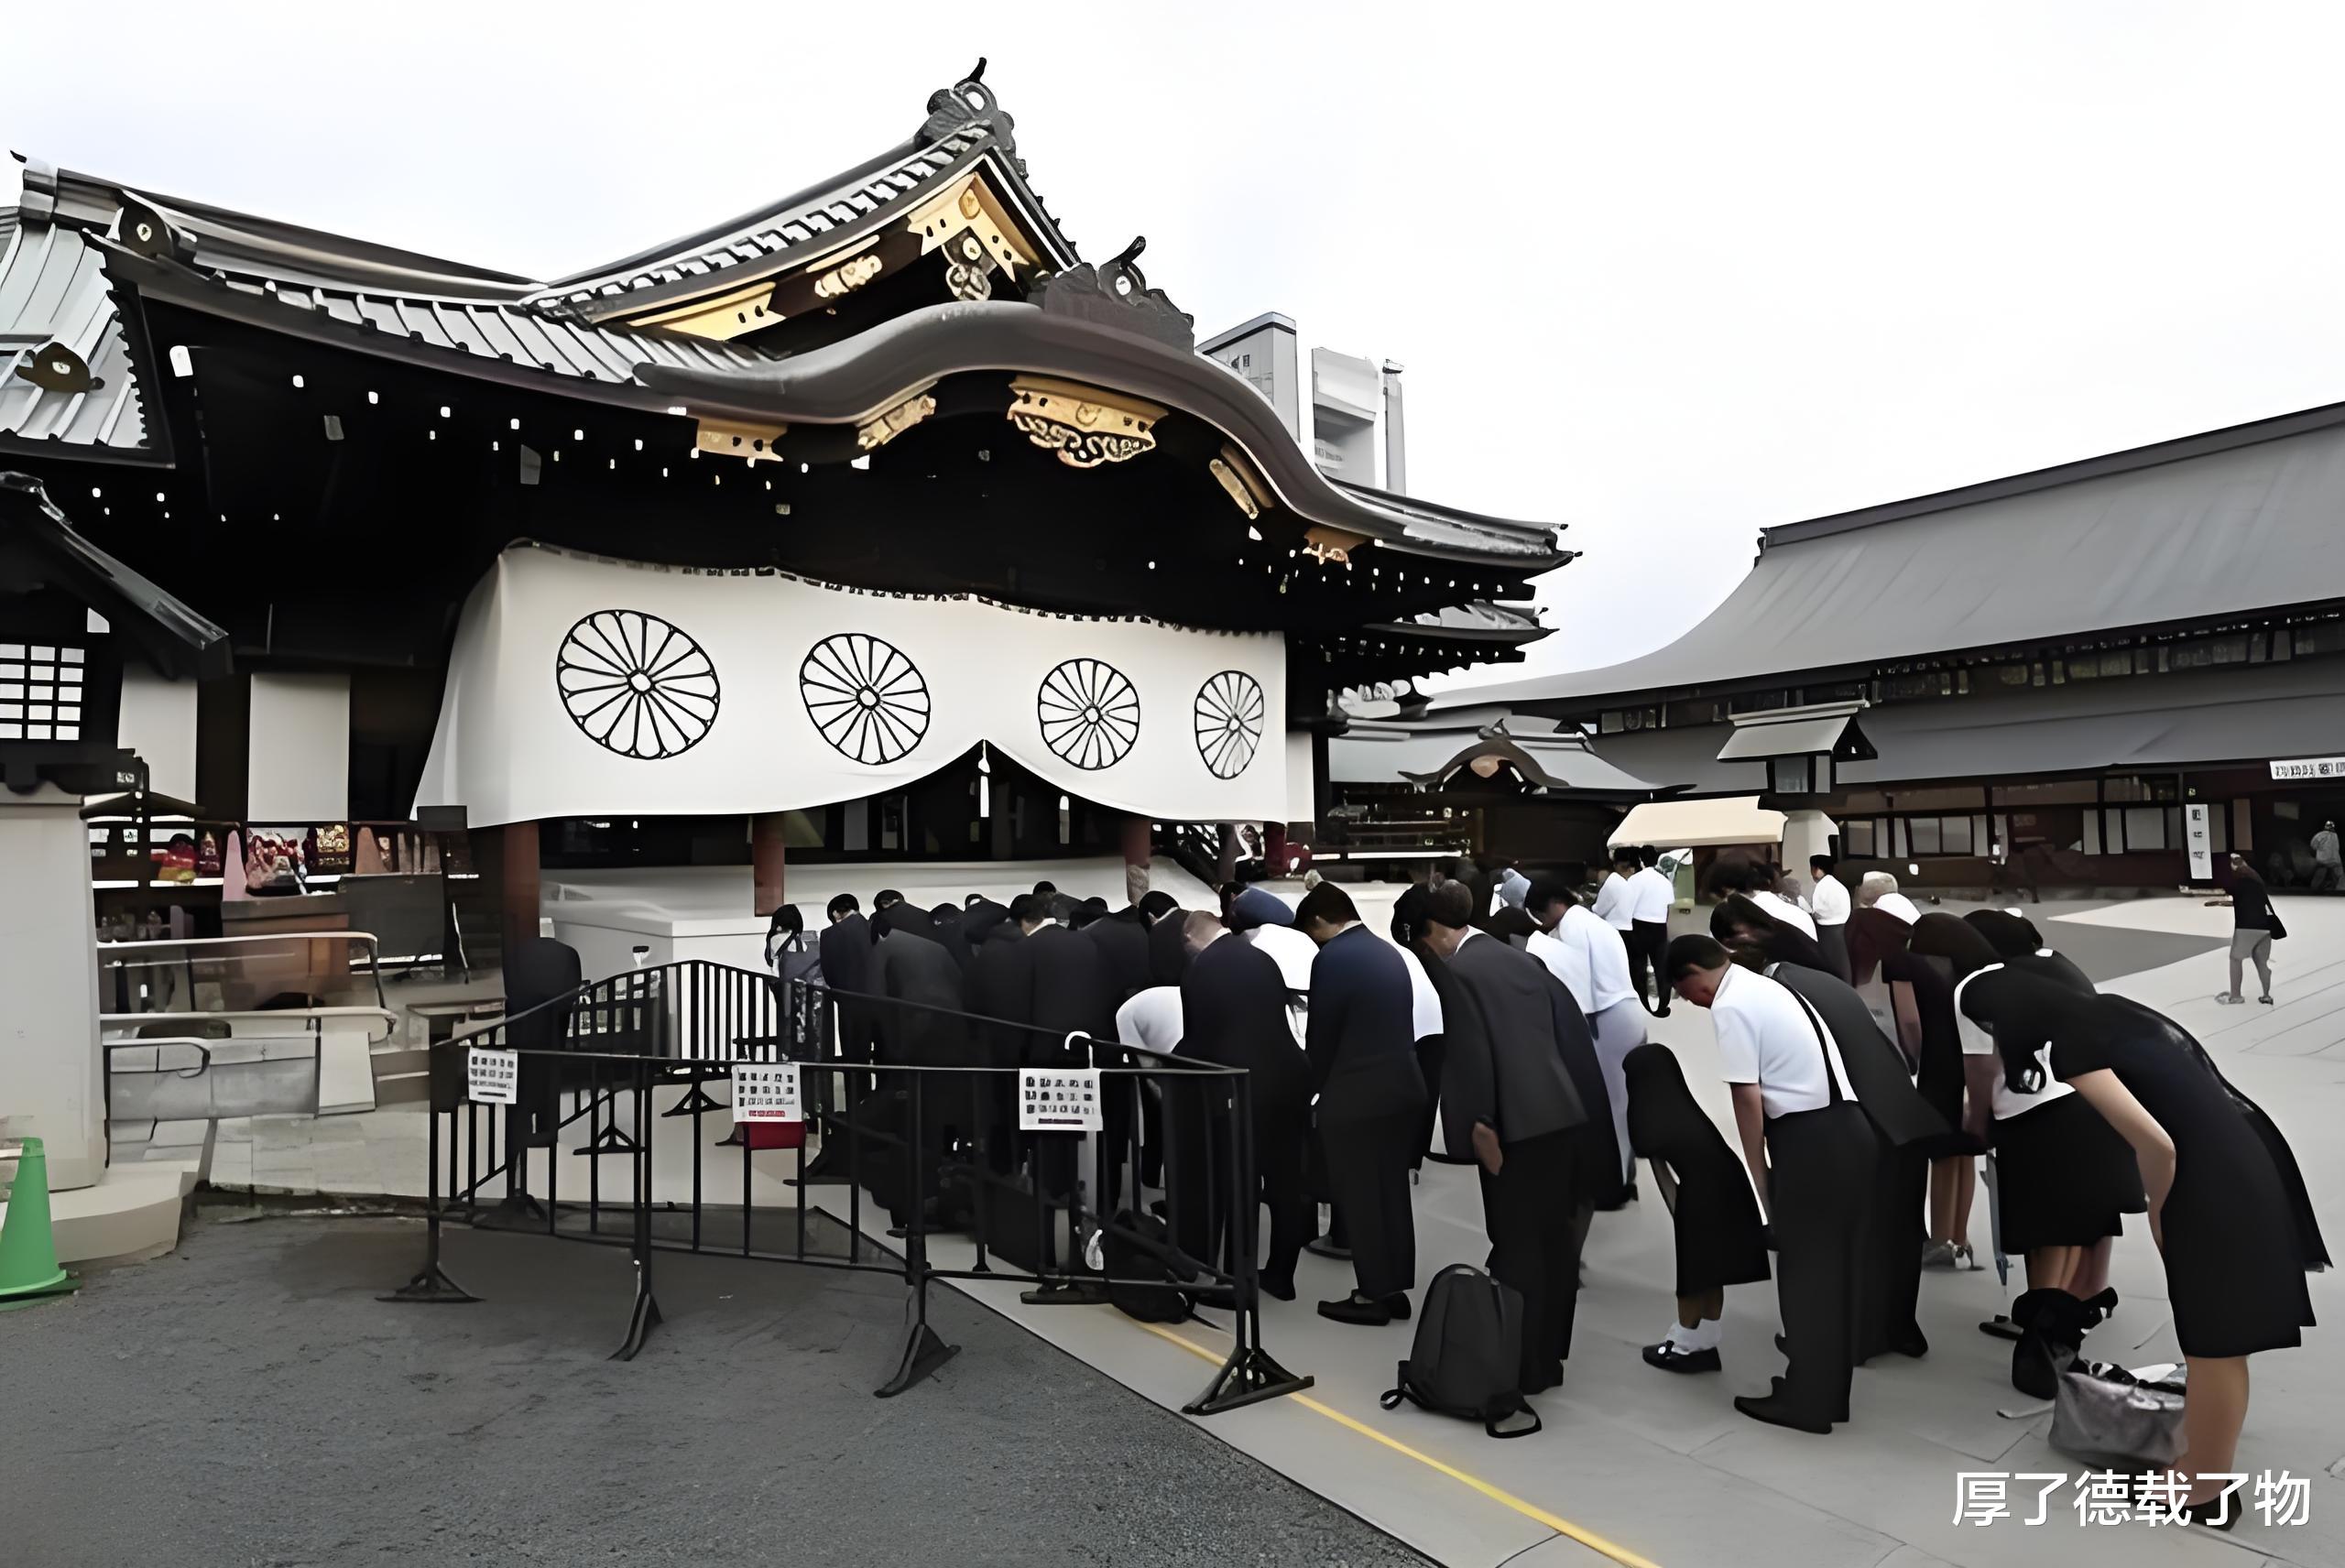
<box><xmin>1</xmin><ymin>63</ymin><xmax>1565</xmax><ymax>960</ymax></box>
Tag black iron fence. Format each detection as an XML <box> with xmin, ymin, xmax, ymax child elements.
<box><xmin>384</xmin><ymin>959</ymin><xmax>1312</xmax><ymax>1416</ymax></box>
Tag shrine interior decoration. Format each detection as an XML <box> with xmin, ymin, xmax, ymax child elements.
<box><xmin>554</xmin><ymin>610</ymin><xmax>721</xmax><ymax>760</ymax></box>
<box><xmin>1005</xmin><ymin>376</ymin><xmax>1163</xmax><ymax>468</ymax></box>
<box><xmin>1037</xmin><ymin>658</ymin><xmax>1140</xmax><ymax>770</ymax></box>
<box><xmin>1192</xmin><ymin>670</ymin><xmax>1265</xmax><ymax>779</ymax></box>
<box><xmin>801</xmin><ymin>632</ymin><xmax>931</xmax><ymax>766</ymax></box>
<box><xmin>416</xmin><ymin>546</ymin><xmax>1287</xmax><ymax>826</ymax></box>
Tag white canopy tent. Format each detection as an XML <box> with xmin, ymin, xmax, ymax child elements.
<box><xmin>1607</xmin><ymin>795</ymin><xmax>1786</xmax><ymax>850</ymax></box>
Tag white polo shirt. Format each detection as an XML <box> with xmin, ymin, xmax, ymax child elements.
<box><xmin>1748</xmin><ymin>889</ymin><xmax>1817</xmax><ymax>939</ymax></box>
<box><xmin>1532</xmin><ymin>906</ymin><xmax>1639</xmax><ymax>1016</ymax></box>
<box><xmin>1630</xmin><ymin>866</ymin><xmax>1674</xmax><ymax>924</ymax></box>
<box><xmin>1951</xmin><ymin>963</ymin><xmax>2074</xmax><ymax>1119</ymax></box>
<box><xmin>1385</xmin><ymin>939</ymin><xmax>1444</xmax><ymax>1041</ymax></box>
<box><xmin>1872</xmin><ymin>891</ymin><xmax>1921</xmax><ymax>925</ymax></box>
<box><xmin>1246</xmin><ymin>924</ymin><xmax>1319</xmax><ymax>994</ymax></box>
<box><xmin>1592</xmin><ymin>871</ymin><xmax>1634</xmax><ymax>931</ymax></box>
<box><xmin>1807</xmin><ymin>876</ymin><xmax>1850</xmax><ymax>928</ymax></box>
<box><xmin>1711</xmin><ymin>964</ymin><xmax>1856</xmax><ymax>1119</ymax></box>
<box><xmin>1115</xmin><ymin>985</ymin><xmax>1184</xmax><ymax>1053</ymax></box>
<box><xmin>1528</xmin><ymin>928</ymin><xmax>1587</xmax><ymax>1013</ymax></box>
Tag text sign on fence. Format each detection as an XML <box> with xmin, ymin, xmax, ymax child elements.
<box><xmin>468</xmin><ymin>1046</ymin><xmax>518</xmax><ymax>1105</ymax></box>
<box><xmin>1020</xmin><ymin>1068</ymin><xmax>1103</xmax><ymax>1133</ymax></box>
<box><xmin>731</xmin><ymin>1062</ymin><xmax>802</xmax><ymax>1123</ymax></box>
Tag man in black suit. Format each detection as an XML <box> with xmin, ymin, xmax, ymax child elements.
<box><xmin>964</xmin><ymin>896</ymin><xmax>1032</xmax><ymax>1174</ymax></box>
<box><xmin>1762</xmin><ymin>955</ymin><xmax>1949</xmax><ymax>1363</ymax></box>
<box><xmin>1423</xmin><ymin>881</ymin><xmax>1622</xmax><ymax>1394</ymax></box>
<box><xmin>1294</xmin><ymin>883</ymin><xmax>1427</xmax><ymax>1325</ymax></box>
<box><xmin>1085</xmin><ymin>901</ymin><xmax>1153</xmax><ymax>1007</ymax></box>
<box><xmin>819</xmin><ymin>894</ymin><xmax>878</xmax><ymax>1072</ymax></box>
<box><xmin>870</xmin><ymin>911</ymin><xmax>973</xmax><ymax>1223</ymax></box>
<box><xmin>1174</xmin><ymin>909</ymin><xmax>1312</xmax><ymax>1300</ymax></box>
<box><xmin>996</xmin><ymin>897</ymin><xmax>1119</xmax><ymax>1203</ymax></box>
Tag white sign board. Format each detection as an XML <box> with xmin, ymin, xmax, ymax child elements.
<box><xmin>2270</xmin><ymin>756</ymin><xmax>2345</xmax><ymax>780</ymax></box>
<box><xmin>1019</xmin><ymin>1068</ymin><xmax>1104</xmax><ymax>1133</ymax></box>
<box><xmin>2186</xmin><ymin>803</ymin><xmax>2213</xmax><ymax>880</ymax></box>
<box><xmin>467</xmin><ymin>1046</ymin><xmax>518</xmax><ymax>1105</ymax></box>
<box><xmin>730</xmin><ymin>1062</ymin><xmax>802</xmax><ymax>1124</ymax></box>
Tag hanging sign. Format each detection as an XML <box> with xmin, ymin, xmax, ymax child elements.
<box><xmin>2185</xmin><ymin>803</ymin><xmax>2213</xmax><ymax>880</ymax></box>
<box><xmin>467</xmin><ymin>1046</ymin><xmax>518</xmax><ymax>1105</ymax></box>
<box><xmin>2270</xmin><ymin>756</ymin><xmax>2345</xmax><ymax>780</ymax></box>
<box><xmin>730</xmin><ymin>1061</ymin><xmax>802</xmax><ymax>1123</ymax></box>
<box><xmin>1020</xmin><ymin>1068</ymin><xmax>1104</xmax><ymax>1133</ymax></box>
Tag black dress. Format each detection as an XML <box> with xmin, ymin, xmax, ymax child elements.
<box><xmin>1989</xmin><ymin>1088</ymin><xmax>2146</xmax><ymax>1252</ymax></box>
<box><xmin>1623</xmin><ymin>1043</ymin><xmax>1770</xmax><ymax>1297</ymax></box>
<box><xmin>2048</xmin><ymin>1003</ymin><xmax>2316</xmax><ymax>1358</ymax></box>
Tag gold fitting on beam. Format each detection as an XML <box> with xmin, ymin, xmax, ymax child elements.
<box><xmin>1208</xmin><ymin>444</ymin><xmax>1271</xmax><ymax>520</ymax></box>
<box><xmin>694</xmin><ymin>418</ymin><xmax>789</xmax><ymax>463</ymax></box>
<box><xmin>812</xmin><ymin>252</ymin><xmax>884</xmax><ymax>299</ymax></box>
<box><xmin>905</xmin><ymin>172</ymin><xmax>1042</xmax><ymax>282</ymax></box>
<box><xmin>1303</xmin><ymin>525</ymin><xmax>1367</xmax><ymax>565</ymax></box>
<box><xmin>627</xmin><ymin>279</ymin><xmax>784</xmax><ymax>342</ymax></box>
<box><xmin>856</xmin><ymin>390</ymin><xmax>938</xmax><ymax>452</ymax></box>
<box><xmin>1006</xmin><ymin>376</ymin><xmax>1164</xmax><ymax>469</ymax></box>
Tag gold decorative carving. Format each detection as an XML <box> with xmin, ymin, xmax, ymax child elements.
<box><xmin>1006</xmin><ymin>376</ymin><xmax>1163</xmax><ymax>469</ymax></box>
<box><xmin>812</xmin><ymin>252</ymin><xmax>884</xmax><ymax>299</ymax></box>
<box><xmin>1303</xmin><ymin>526</ymin><xmax>1367</xmax><ymax>565</ymax></box>
<box><xmin>1208</xmin><ymin>444</ymin><xmax>1271</xmax><ymax>519</ymax></box>
<box><xmin>628</xmin><ymin>278</ymin><xmax>784</xmax><ymax>342</ymax></box>
<box><xmin>856</xmin><ymin>390</ymin><xmax>938</xmax><ymax>452</ymax></box>
<box><xmin>905</xmin><ymin>172</ymin><xmax>1042</xmax><ymax>284</ymax></box>
<box><xmin>694</xmin><ymin>418</ymin><xmax>789</xmax><ymax>463</ymax></box>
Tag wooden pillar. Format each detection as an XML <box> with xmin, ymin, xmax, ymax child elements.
<box><xmin>1120</xmin><ymin>813</ymin><xmax>1151</xmax><ymax>906</ymax></box>
<box><xmin>501</xmin><ymin>820</ymin><xmax>540</xmax><ymax>962</ymax></box>
<box><xmin>1215</xmin><ymin>822</ymin><xmax>1239</xmax><ymax>887</ymax></box>
<box><xmin>753</xmin><ymin>811</ymin><xmax>788</xmax><ymax>916</ymax></box>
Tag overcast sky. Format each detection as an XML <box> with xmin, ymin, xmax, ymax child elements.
<box><xmin>11</xmin><ymin>3</ymin><xmax>2345</xmax><ymax>695</ymax></box>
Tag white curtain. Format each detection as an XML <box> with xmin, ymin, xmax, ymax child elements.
<box><xmin>413</xmin><ymin>547</ymin><xmax>1288</xmax><ymax>828</ymax></box>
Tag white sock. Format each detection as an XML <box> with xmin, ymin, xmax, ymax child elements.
<box><xmin>1685</xmin><ymin>1316</ymin><xmax>1724</xmax><ymax>1352</ymax></box>
<box><xmin>1664</xmin><ymin>1320</ymin><xmax>1697</xmax><ymax>1348</ymax></box>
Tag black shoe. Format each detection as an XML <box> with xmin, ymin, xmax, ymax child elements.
<box><xmin>1642</xmin><ymin>1341</ymin><xmax>1720</xmax><ymax>1374</ymax></box>
<box><xmin>1316</xmin><ymin>1292</ymin><xmax>1393</xmax><ymax>1326</ymax></box>
<box><xmin>1382</xmin><ymin>1293</ymin><xmax>1411</xmax><ymax>1321</ymax></box>
<box><xmin>1260</xmin><ymin>1275</ymin><xmax>1296</xmax><ymax>1302</ymax></box>
<box><xmin>1734</xmin><ymin>1392</ymin><xmax>1831</xmax><ymax>1434</ymax></box>
<box><xmin>1521</xmin><ymin>1360</ymin><xmax>1565</xmax><ymax>1395</ymax></box>
<box><xmin>1304</xmin><ymin>1236</ymin><xmax>1353</xmax><ymax>1260</ymax></box>
<box><xmin>1892</xmin><ymin>1328</ymin><xmax>1929</xmax><ymax>1359</ymax></box>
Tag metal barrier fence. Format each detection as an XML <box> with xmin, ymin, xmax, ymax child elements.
<box><xmin>384</xmin><ymin>959</ymin><xmax>1312</xmax><ymax>1416</ymax></box>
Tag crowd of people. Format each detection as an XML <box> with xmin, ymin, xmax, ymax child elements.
<box><xmin>761</xmin><ymin>855</ymin><xmax>2325</xmax><ymax>1526</ymax></box>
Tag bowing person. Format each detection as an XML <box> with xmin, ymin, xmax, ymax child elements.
<box><xmin>1177</xmin><ymin>909</ymin><xmax>1313</xmax><ymax>1301</ymax></box>
<box><xmin>1526</xmin><ymin>877</ymin><xmax>1646</xmax><ymax>1196</ymax></box>
<box><xmin>1085</xmin><ymin>899</ymin><xmax>1153</xmax><ymax>1007</ymax></box>
<box><xmin>1806</xmin><ymin>855</ymin><xmax>1852</xmax><ymax>982</ymax></box>
<box><xmin>820</xmin><ymin>894</ymin><xmax>878</xmax><ymax>1071</ymax></box>
<box><xmin>1849</xmin><ymin>901</ymin><xmax>1976</xmax><ymax>1269</ymax></box>
<box><xmin>1625</xmin><ymin>1042</ymin><xmax>1770</xmax><ymax>1373</ymax></box>
<box><xmin>1294</xmin><ymin>884</ymin><xmax>1428</xmax><ymax>1325</ymax></box>
<box><xmin>1423</xmin><ymin>882</ymin><xmax>1624</xmax><ymax>1392</ymax></box>
<box><xmin>1630</xmin><ymin>847</ymin><xmax>1677</xmax><ymax>1016</ymax></box>
<box><xmin>870</xmin><ymin>908</ymin><xmax>974</xmax><ymax>1223</ymax></box>
<box><xmin>1668</xmin><ymin>934</ymin><xmax>1873</xmax><ymax>1434</ymax></box>
<box><xmin>1387</xmin><ymin>886</ymin><xmax>1455</xmax><ymax>1171</ymax></box>
<box><xmin>964</xmin><ymin>896</ymin><xmax>1033</xmax><ymax>1173</ymax></box>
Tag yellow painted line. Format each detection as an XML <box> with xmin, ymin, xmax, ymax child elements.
<box><xmin>1135</xmin><ymin>1320</ymin><xmax>1666</xmax><ymax>1568</ymax></box>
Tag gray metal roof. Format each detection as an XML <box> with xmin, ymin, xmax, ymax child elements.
<box><xmin>1446</xmin><ymin>404</ymin><xmax>2345</xmax><ymax>711</ymax></box>
<box><xmin>0</xmin><ymin>213</ymin><xmax>152</xmax><ymax>457</ymax></box>
<box><xmin>1716</xmin><ymin>702</ymin><xmax>1862</xmax><ymax>760</ymax></box>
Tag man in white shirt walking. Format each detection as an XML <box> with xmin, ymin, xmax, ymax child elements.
<box><xmin>1527</xmin><ymin>877</ymin><xmax>1645</xmax><ymax>1191</ymax></box>
<box><xmin>1668</xmin><ymin>933</ymin><xmax>1876</xmax><ymax>1435</ymax></box>
<box><xmin>1805</xmin><ymin>854</ymin><xmax>1852</xmax><ymax>982</ymax></box>
<box><xmin>1628</xmin><ymin>847</ymin><xmax>1678</xmax><ymax>1017</ymax></box>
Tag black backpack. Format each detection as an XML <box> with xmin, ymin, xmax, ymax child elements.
<box><xmin>1379</xmin><ymin>1265</ymin><xmax>1542</xmax><ymax>1438</ymax></box>
<box><xmin>1102</xmin><ymin>1208</ymin><xmax>1195</xmax><ymax>1323</ymax></box>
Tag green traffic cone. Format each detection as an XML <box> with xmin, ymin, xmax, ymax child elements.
<box><xmin>0</xmin><ymin>1137</ymin><xmax>77</xmax><ymax>1302</ymax></box>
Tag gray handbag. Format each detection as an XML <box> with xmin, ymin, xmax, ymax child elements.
<box><xmin>2047</xmin><ymin>1357</ymin><xmax>2186</xmax><ymax>1471</ymax></box>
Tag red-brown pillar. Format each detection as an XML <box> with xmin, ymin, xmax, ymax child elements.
<box><xmin>1120</xmin><ymin>814</ymin><xmax>1151</xmax><ymax>907</ymax></box>
<box><xmin>500</xmin><ymin>820</ymin><xmax>540</xmax><ymax>962</ymax></box>
<box><xmin>753</xmin><ymin>812</ymin><xmax>788</xmax><ymax>916</ymax></box>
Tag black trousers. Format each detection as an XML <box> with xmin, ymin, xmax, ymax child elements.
<box><xmin>1856</xmin><ymin>1133</ymin><xmax>1926</xmax><ymax>1362</ymax></box>
<box><xmin>1766</xmin><ymin>1102</ymin><xmax>1877</xmax><ymax>1422</ymax></box>
<box><xmin>1321</xmin><ymin>1106</ymin><xmax>1421</xmax><ymax>1300</ymax></box>
<box><xmin>1479</xmin><ymin>1127</ymin><xmax>1585</xmax><ymax>1394</ymax></box>
<box><xmin>1411</xmin><ymin>1032</ymin><xmax>1446</xmax><ymax>1169</ymax></box>
<box><xmin>1631</xmin><ymin>920</ymin><xmax>1674</xmax><ymax>1013</ymax></box>
<box><xmin>1256</xmin><ymin>1094</ymin><xmax>1312</xmax><ymax>1290</ymax></box>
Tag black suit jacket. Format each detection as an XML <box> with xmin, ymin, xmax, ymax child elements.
<box><xmin>1085</xmin><ymin>909</ymin><xmax>1153</xmax><ymax>1006</ymax></box>
<box><xmin>1769</xmin><ymin>963</ymin><xmax>1956</xmax><ymax>1152</ymax></box>
<box><xmin>1178</xmin><ymin>935</ymin><xmax>1309</xmax><ymax>1108</ymax></box>
<box><xmin>1443</xmin><ymin>933</ymin><xmax>1625</xmax><ymax>1202</ymax></box>
<box><xmin>1303</xmin><ymin>926</ymin><xmax>1426</xmax><ymax>1123</ymax></box>
<box><xmin>1002</xmin><ymin>923</ymin><xmax>1116</xmax><ymax>1064</ymax></box>
<box><xmin>872</xmin><ymin>931</ymin><xmax>969</xmax><ymax>1068</ymax></box>
<box><xmin>819</xmin><ymin>912</ymin><xmax>877</xmax><ymax>1054</ymax></box>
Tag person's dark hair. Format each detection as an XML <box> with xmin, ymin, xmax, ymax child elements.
<box><xmin>1424</xmin><ymin>880</ymin><xmax>1476</xmax><ymax>931</ymax></box>
<box><xmin>874</xmin><ymin>888</ymin><xmax>903</xmax><ymax>911</ymax></box>
<box><xmin>1525</xmin><ymin>875</ymin><xmax>1576</xmax><ymax>915</ymax></box>
<box><xmin>929</xmin><ymin>902</ymin><xmax>960</xmax><ymax>924</ymax></box>
<box><xmin>825</xmin><ymin>893</ymin><xmax>859</xmax><ymax>920</ymax></box>
<box><xmin>1048</xmin><ymin>893</ymin><xmax>1079</xmax><ymax>923</ymax></box>
<box><xmin>965</xmin><ymin>891</ymin><xmax>987</xmax><ymax>908</ymax></box>
<box><xmin>1032</xmin><ymin>879</ymin><xmax>1057</xmax><ymax>898</ymax></box>
<box><xmin>1391</xmin><ymin>883</ymin><xmax>1432</xmax><ymax>946</ymax></box>
<box><xmin>1610</xmin><ymin>846</ymin><xmax>1641</xmax><ymax>871</ymax></box>
<box><xmin>1292</xmin><ymin>882</ymin><xmax>1359</xmax><ymax>931</ymax></box>
<box><xmin>1664</xmin><ymin>932</ymin><xmax>1729</xmax><ymax>983</ymax></box>
<box><xmin>1071</xmin><ymin>897</ymin><xmax>1108</xmax><ymax>930</ymax></box>
<box><xmin>2230</xmin><ymin>855</ymin><xmax>2265</xmax><ymax>886</ymax></box>
<box><xmin>1138</xmin><ymin>889</ymin><xmax>1178</xmax><ymax>921</ymax></box>
<box><xmin>1008</xmin><ymin>893</ymin><xmax>1045</xmax><ymax>925</ymax></box>
<box><xmin>1712</xmin><ymin>895</ymin><xmax>1829</xmax><ymax>973</ymax></box>
<box><xmin>768</xmin><ymin>904</ymin><xmax>804</xmax><ymax>939</ymax></box>
<box><xmin>1964</xmin><ymin>908</ymin><xmax>2042</xmax><ymax>958</ymax></box>
<box><xmin>1956</xmin><ymin>967</ymin><xmax>2104</xmax><ymax>1094</ymax></box>
<box><xmin>1641</xmin><ymin>844</ymin><xmax>1662</xmax><ymax>867</ymax></box>
<box><xmin>1809</xmin><ymin>853</ymin><xmax>1836</xmax><ymax>877</ymax></box>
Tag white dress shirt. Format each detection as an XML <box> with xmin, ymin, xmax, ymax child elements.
<box><xmin>1591</xmin><ymin>870</ymin><xmax>1634</xmax><ymax>931</ymax></box>
<box><xmin>1807</xmin><ymin>876</ymin><xmax>1851</xmax><ymax>927</ymax></box>
<box><xmin>1630</xmin><ymin>865</ymin><xmax>1674</xmax><ymax>923</ymax></box>
<box><xmin>1872</xmin><ymin>891</ymin><xmax>1921</xmax><ymax>925</ymax></box>
<box><xmin>1748</xmin><ymin>889</ymin><xmax>1817</xmax><ymax>939</ymax></box>
<box><xmin>1379</xmin><ymin>938</ymin><xmax>1444</xmax><ymax>1040</ymax></box>
<box><xmin>1527</xmin><ymin>928</ymin><xmax>1588</xmax><ymax>1013</ymax></box>
<box><xmin>1246</xmin><ymin>924</ymin><xmax>1319</xmax><ymax>993</ymax></box>
<box><xmin>1115</xmin><ymin>985</ymin><xmax>1184</xmax><ymax>1053</ymax></box>
<box><xmin>1711</xmin><ymin>964</ymin><xmax>1856</xmax><ymax>1119</ymax></box>
<box><xmin>1531</xmin><ymin>906</ymin><xmax>1639</xmax><ymax>1016</ymax></box>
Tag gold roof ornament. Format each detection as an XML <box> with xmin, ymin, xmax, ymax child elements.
<box><xmin>1208</xmin><ymin>443</ymin><xmax>1271</xmax><ymax>519</ymax></box>
<box><xmin>1303</xmin><ymin>526</ymin><xmax>1367</xmax><ymax>565</ymax></box>
<box><xmin>856</xmin><ymin>390</ymin><xmax>938</xmax><ymax>452</ymax></box>
<box><xmin>693</xmin><ymin>417</ymin><xmax>788</xmax><ymax>463</ymax></box>
<box><xmin>1006</xmin><ymin>376</ymin><xmax>1164</xmax><ymax>469</ymax></box>
<box><xmin>812</xmin><ymin>252</ymin><xmax>884</xmax><ymax>300</ymax></box>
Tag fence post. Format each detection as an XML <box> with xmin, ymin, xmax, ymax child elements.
<box><xmin>611</xmin><ymin>1060</ymin><xmax>663</xmax><ymax>1360</ymax></box>
<box><xmin>877</xmin><ymin>1067</ymin><xmax>957</xmax><ymax>1396</ymax></box>
<box><xmin>1183</xmin><ymin>1069</ymin><xmax>1313</xmax><ymax>1416</ymax></box>
<box><xmin>382</xmin><ymin>1052</ymin><xmax>480</xmax><ymax>1304</ymax></box>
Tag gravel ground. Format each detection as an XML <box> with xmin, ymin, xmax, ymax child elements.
<box><xmin>5</xmin><ymin>1208</ymin><xmax>1428</xmax><ymax>1568</ymax></box>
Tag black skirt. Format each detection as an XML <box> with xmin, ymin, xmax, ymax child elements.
<box><xmin>1659</xmin><ymin>1150</ymin><xmax>1772</xmax><ymax>1297</ymax></box>
<box><xmin>1991</xmin><ymin>1093</ymin><xmax>2145</xmax><ymax>1253</ymax></box>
